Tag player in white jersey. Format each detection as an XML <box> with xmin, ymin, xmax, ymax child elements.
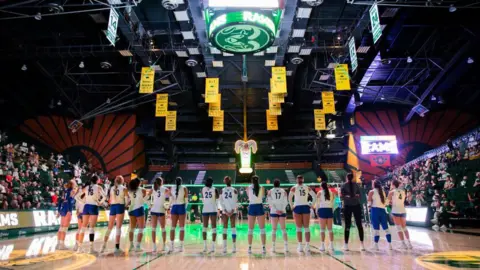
<box><xmin>368</xmin><ymin>180</ymin><xmax>392</xmax><ymax>251</ymax></box>
<box><xmin>150</xmin><ymin>177</ymin><xmax>170</xmax><ymax>252</ymax></box>
<box><xmin>100</xmin><ymin>176</ymin><xmax>128</xmax><ymax>254</ymax></box>
<box><xmin>127</xmin><ymin>178</ymin><xmax>148</xmax><ymax>252</ymax></box>
<box><xmin>267</xmin><ymin>179</ymin><xmax>288</xmax><ymax>253</ymax></box>
<box><xmin>75</xmin><ymin>175</ymin><xmax>107</xmax><ymax>253</ymax></box>
<box><xmin>201</xmin><ymin>177</ymin><xmax>219</xmax><ymax>253</ymax></box>
<box><xmin>316</xmin><ymin>181</ymin><xmax>336</xmax><ymax>252</ymax></box>
<box><xmin>388</xmin><ymin>179</ymin><xmax>412</xmax><ymax>249</ymax></box>
<box><xmin>288</xmin><ymin>175</ymin><xmax>317</xmax><ymax>253</ymax></box>
<box><xmin>246</xmin><ymin>175</ymin><xmax>266</xmax><ymax>254</ymax></box>
<box><xmin>170</xmin><ymin>177</ymin><xmax>188</xmax><ymax>252</ymax></box>
<box><xmin>219</xmin><ymin>176</ymin><xmax>238</xmax><ymax>254</ymax></box>
<box><xmin>73</xmin><ymin>190</ymin><xmax>85</xmax><ymax>251</ymax></box>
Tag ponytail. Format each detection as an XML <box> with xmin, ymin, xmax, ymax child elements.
<box><xmin>252</xmin><ymin>175</ymin><xmax>260</xmax><ymax>197</ymax></box>
<box><xmin>154</xmin><ymin>177</ymin><xmax>163</xmax><ymax>191</ymax></box>
<box><xmin>175</xmin><ymin>177</ymin><xmax>182</xmax><ymax>197</ymax></box>
<box><xmin>321</xmin><ymin>181</ymin><xmax>330</xmax><ymax>201</ymax></box>
<box><xmin>346</xmin><ymin>172</ymin><xmax>354</xmax><ymax>197</ymax></box>
<box><xmin>374</xmin><ymin>181</ymin><xmax>385</xmax><ymax>204</ymax></box>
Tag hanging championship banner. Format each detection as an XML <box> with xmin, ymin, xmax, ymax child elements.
<box><xmin>139</xmin><ymin>67</ymin><xmax>155</xmax><ymax>93</ymax></box>
<box><xmin>269</xmin><ymin>102</ymin><xmax>282</xmax><ymax>115</ymax></box>
<box><xmin>212</xmin><ymin>110</ymin><xmax>224</xmax><ymax>132</ymax></box>
<box><xmin>321</xmin><ymin>91</ymin><xmax>335</xmax><ymax>114</ymax></box>
<box><xmin>334</xmin><ymin>64</ymin><xmax>351</xmax><ymax>90</ymax></box>
<box><xmin>270</xmin><ymin>66</ymin><xmax>287</xmax><ymax>94</ymax></box>
<box><xmin>208</xmin><ymin>94</ymin><xmax>222</xmax><ymax>117</ymax></box>
<box><xmin>314</xmin><ymin>109</ymin><xmax>326</xmax><ymax>130</ymax></box>
<box><xmin>266</xmin><ymin>110</ymin><xmax>278</xmax><ymax>130</ymax></box>
<box><xmin>272</xmin><ymin>66</ymin><xmax>286</xmax><ymax>76</ymax></box>
<box><xmin>205</xmin><ymin>78</ymin><xmax>219</xmax><ymax>103</ymax></box>
<box><xmin>269</xmin><ymin>92</ymin><xmax>285</xmax><ymax>104</ymax></box>
<box><xmin>165</xmin><ymin>111</ymin><xmax>177</xmax><ymax>131</ymax></box>
<box><xmin>155</xmin><ymin>94</ymin><xmax>168</xmax><ymax>117</ymax></box>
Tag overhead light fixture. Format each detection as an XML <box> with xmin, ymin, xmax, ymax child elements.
<box><xmin>185</xmin><ymin>58</ymin><xmax>198</xmax><ymax>67</ymax></box>
<box><xmin>208</xmin><ymin>0</ymin><xmax>279</xmax><ymax>8</ymax></box>
<box><xmin>175</xmin><ymin>51</ymin><xmax>188</xmax><ymax>57</ymax></box>
<box><xmin>291</xmin><ymin>29</ymin><xmax>306</xmax><ymax>38</ymax></box>
<box><xmin>438</xmin><ymin>96</ymin><xmax>445</xmax><ymax>104</ymax></box>
<box><xmin>380</xmin><ymin>95</ymin><xmax>385</xmax><ymax>100</ymax></box>
<box><xmin>303</xmin><ymin>0</ymin><xmax>324</xmax><ymax>6</ymax></box>
<box><xmin>181</xmin><ymin>31</ymin><xmax>195</xmax><ymax>40</ymax></box>
<box><xmin>239</xmin><ymin>168</ymin><xmax>253</xmax><ymax>174</ymax></box>
<box><xmin>162</xmin><ymin>0</ymin><xmax>179</xmax><ymax>10</ymax></box>
<box><xmin>337</xmin><ymin>35</ymin><xmax>342</xmax><ymax>40</ymax></box>
<box><xmin>210</xmin><ymin>47</ymin><xmax>221</xmax><ymax>54</ymax></box>
<box><xmin>431</xmin><ymin>95</ymin><xmax>437</xmax><ymax>101</ymax></box>
<box><xmin>222</xmin><ymin>52</ymin><xmax>234</xmax><ymax>57</ymax></box>
<box><xmin>319</xmin><ymin>74</ymin><xmax>330</xmax><ymax>81</ymax></box>
<box><xmin>266</xmin><ymin>46</ymin><xmax>278</xmax><ymax>54</ymax></box>
<box><xmin>290</xmin><ymin>56</ymin><xmax>303</xmax><ymax>65</ymax></box>
<box><xmin>216</xmin><ymin>145</ymin><xmax>220</xmax><ymax>150</ymax></box>
<box><xmin>100</xmin><ymin>61</ymin><xmax>112</xmax><ymax>69</ymax></box>
<box><xmin>312</xmin><ymin>100</ymin><xmax>321</xmax><ymax>105</ymax></box>
<box><xmin>152</xmin><ymin>65</ymin><xmax>162</xmax><ymax>71</ymax></box>
<box><xmin>265</xmin><ymin>60</ymin><xmax>276</xmax><ymax>66</ymax></box>
<box><xmin>407</xmin><ymin>56</ymin><xmax>413</xmax><ymax>63</ymax></box>
<box><xmin>188</xmin><ymin>47</ymin><xmax>200</xmax><ymax>55</ymax></box>
<box><xmin>106</xmin><ymin>98</ymin><xmax>111</xmax><ymax>104</ymax></box>
<box><xmin>118</xmin><ymin>50</ymin><xmax>133</xmax><ymax>57</ymax></box>
<box><xmin>326</xmin><ymin>133</ymin><xmax>336</xmax><ymax>139</ymax></box>
<box><xmin>296</xmin><ymin>8</ymin><xmax>312</xmax><ymax>19</ymax></box>
<box><xmin>288</xmin><ymin>45</ymin><xmax>301</xmax><ymax>53</ymax></box>
<box><xmin>449</xmin><ymin>4</ymin><xmax>457</xmax><ymax>12</ymax></box>
<box><xmin>286</xmin><ymin>70</ymin><xmax>293</xmax><ymax>76</ymax></box>
<box><xmin>57</xmin><ymin>100</ymin><xmax>62</xmax><ymax>106</ymax></box>
<box><xmin>357</xmin><ymin>46</ymin><xmax>370</xmax><ymax>54</ymax></box>
<box><xmin>253</xmin><ymin>51</ymin><xmax>264</xmax><ymax>56</ymax></box>
<box><xmin>212</xmin><ymin>61</ymin><xmax>223</xmax><ymax>67</ymax></box>
<box><xmin>79</xmin><ymin>61</ymin><xmax>85</xmax><ymax>68</ymax></box>
<box><xmin>196</xmin><ymin>72</ymin><xmax>207</xmax><ymax>78</ymax></box>
<box><xmin>21</xmin><ymin>64</ymin><xmax>27</xmax><ymax>71</ymax></box>
<box><xmin>271</xmin><ymin>145</ymin><xmax>275</xmax><ymax>150</ymax></box>
<box><xmin>34</xmin><ymin>12</ymin><xmax>42</xmax><ymax>20</ymax></box>
<box><xmin>174</xmin><ymin>10</ymin><xmax>189</xmax><ymax>21</ymax></box>
<box><xmin>327</xmin><ymin>63</ymin><xmax>336</xmax><ymax>69</ymax></box>
<box><xmin>299</xmin><ymin>48</ymin><xmax>312</xmax><ymax>55</ymax></box>
<box><xmin>160</xmin><ymin>79</ymin><xmax>171</xmax><ymax>85</ymax></box>
<box><xmin>467</xmin><ymin>57</ymin><xmax>474</xmax><ymax>64</ymax></box>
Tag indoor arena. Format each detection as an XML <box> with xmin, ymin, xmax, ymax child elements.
<box><xmin>0</xmin><ymin>0</ymin><xmax>479</xmax><ymax>269</ymax></box>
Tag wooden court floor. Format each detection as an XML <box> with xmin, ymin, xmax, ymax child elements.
<box><xmin>0</xmin><ymin>221</ymin><xmax>479</xmax><ymax>270</ymax></box>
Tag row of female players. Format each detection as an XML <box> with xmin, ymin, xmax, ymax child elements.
<box><xmin>55</xmin><ymin>173</ymin><xmax>413</xmax><ymax>255</ymax></box>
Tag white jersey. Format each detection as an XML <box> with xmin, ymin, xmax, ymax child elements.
<box><xmin>151</xmin><ymin>186</ymin><xmax>168</xmax><ymax>213</ymax></box>
<box><xmin>316</xmin><ymin>190</ymin><xmax>334</xmax><ymax>209</ymax></box>
<box><xmin>75</xmin><ymin>197</ymin><xmax>85</xmax><ymax>214</ymax></box>
<box><xmin>268</xmin><ymin>188</ymin><xmax>288</xmax><ymax>214</ymax></box>
<box><xmin>171</xmin><ymin>185</ymin><xmax>186</xmax><ymax>205</ymax></box>
<box><xmin>109</xmin><ymin>185</ymin><xmax>126</xmax><ymax>205</ymax></box>
<box><xmin>292</xmin><ymin>184</ymin><xmax>312</xmax><ymax>206</ymax></box>
<box><xmin>247</xmin><ymin>185</ymin><xmax>264</xmax><ymax>204</ymax></box>
<box><xmin>128</xmin><ymin>188</ymin><xmax>145</xmax><ymax>211</ymax></box>
<box><xmin>391</xmin><ymin>188</ymin><xmax>406</xmax><ymax>214</ymax></box>
<box><xmin>220</xmin><ymin>186</ymin><xmax>238</xmax><ymax>213</ymax></box>
<box><xmin>371</xmin><ymin>188</ymin><xmax>386</xmax><ymax>208</ymax></box>
<box><xmin>85</xmin><ymin>184</ymin><xmax>105</xmax><ymax>206</ymax></box>
<box><xmin>202</xmin><ymin>187</ymin><xmax>218</xmax><ymax>213</ymax></box>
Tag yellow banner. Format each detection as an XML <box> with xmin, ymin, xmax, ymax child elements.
<box><xmin>272</xmin><ymin>66</ymin><xmax>286</xmax><ymax>76</ymax></box>
<box><xmin>271</xmin><ymin>77</ymin><xmax>287</xmax><ymax>94</ymax></box>
<box><xmin>139</xmin><ymin>67</ymin><xmax>155</xmax><ymax>93</ymax></box>
<box><xmin>314</xmin><ymin>109</ymin><xmax>326</xmax><ymax>130</ymax></box>
<box><xmin>208</xmin><ymin>94</ymin><xmax>222</xmax><ymax>117</ymax></box>
<box><xmin>165</xmin><ymin>111</ymin><xmax>177</xmax><ymax>131</ymax></box>
<box><xmin>205</xmin><ymin>78</ymin><xmax>219</xmax><ymax>103</ymax></box>
<box><xmin>212</xmin><ymin>110</ymin><xmax>224</xmax><ymax>132</ymax></box>
<box><xmin>268</xmin><ymin>106</ymin><xmax>282</xmax><ymax>116</ymax></box>
<box><xmin>155</xmin><ymin>94</ymin><xmax>168</xmax><ymax>117</ymax></box>
<box><xmin>269</xmin><ymin>92</ymin><xmax>285</xmax><ymax>104</ymax></box>
<box><xmin>266</xmin><ymin>110</ymin><xmax>278</xmax><ymax>130</ymax></box>
<box><xmin>334</xmin><ymin>64</ymin><xmax>351</xmax><ymax>90</ymax></box>
<box><xmin>321</xmin><ymin>91</ymin><xmax>335</xmax><ymax>114</ymax></box>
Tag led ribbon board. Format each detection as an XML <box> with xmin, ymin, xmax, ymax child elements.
<box><xmin>206</xmin><ymin>10</ymin><xmax>281</xmax><ymax>54</ymax></box>
<box><xmin>360</xmin><ymin>135</ymin><xmax>399</xmax><ymax>155</ymax></box>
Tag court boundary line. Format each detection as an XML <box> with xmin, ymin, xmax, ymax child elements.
<box><xmin>310</xmin><ymin>245</ymin><xmax>357</xmax><ymax>270</ymax></box>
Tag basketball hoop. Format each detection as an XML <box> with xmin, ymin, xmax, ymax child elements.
<box><xmin>69</xmin><ymin>120</ymin><xmax>83</xmax><ymax>133</ymax></box>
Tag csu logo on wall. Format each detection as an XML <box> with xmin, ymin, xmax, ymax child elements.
<box><xmin>206</xmin><ymin>10</ymin><xmax>281</xmax><ymax>54</ymax></box>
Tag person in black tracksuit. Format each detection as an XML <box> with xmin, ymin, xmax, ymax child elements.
<box><xmin>340</xmin><ymin>173</ymin><xmax>365</xmax><ymax>251</ymax></box>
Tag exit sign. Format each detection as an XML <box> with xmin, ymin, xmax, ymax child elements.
<box><xmin>369</xmin><ymin>3</ymin><xmax>382</xmax><ymax>44</ymax></box>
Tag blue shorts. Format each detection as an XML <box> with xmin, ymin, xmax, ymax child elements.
<box><xmin>110</xmin><ymin>204</ymin><xmax>125</xmax><ymax>216</ymax></box>
<box><xmin>83</xmin><ymin>204</ymin><xmax>99</xmax><ymax>216</ymax></box>
<box><xmin>248</xmin><ymin>204</ymin><xmax>265</xmax><ymax>216</ymax></box>
<box><xmin>59</xmin><ymin>207</ymin><xmax>72</xmax><ymax>217</ymax></box>
<box><xmin>171</xmin><ymin>204</ymin><xmax>186</xmax><ymax>215</ymax></box>
<box><xmin>392</xmin><ymin>213</ymin><xmax>406</xmax><ymax>217</ymax></box>
<box><xmin>317</xmin><ymin>208</ymin><xmax>333</xmax><ymax>219</ymax></box>
<box><xmin>270</xmin><ymin>213</ymin><xmax>286</xmax><ymax>218</ymax></box>
<box><xmin>151</xmin><ymin>212</ymin><xmax>165</xmax><ymax>217</ymax></box>
<box><xmin>77</xmin><ymin>213</ymin><xmax>83</xmax><ymax>220</ymax></box>
<box><xmin>202</xmin><ymin>212</ymin><xmax>217</xmax><ymax>217</ymax></box>
<box><xmin>129</xmin><ymin>207</ymin><xmax>145</xmax><ymax>217</ymax></box>
<box><xmin>293</xmin><ymin>205</ymin><xmax>310</xmax><ymax>215</ymax></box>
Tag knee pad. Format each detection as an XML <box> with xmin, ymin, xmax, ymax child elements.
<box><xmin>272</xmin><ymin>229</ymin><xmax>277</xmax><ymax>235</ymax></box>
<box><xmin>231</xmin><ymin>228</ymin><xmax>237</xmax><ymax>234</ymax></box>
<box><xmin>89</xmin><ymin>228</ymin><xmax>95</xmax><ymax>234</ymax></box>
<box><xmin>304</xmin><ymin>228</ymin><xmax>310</xmax><ymax>233</ymax></box>
<box><xmin>212</xmin><ymin>228</ymin><xmax>217</xmax><ymax>234</ymax></box>
<box><xmin>158</xmin><ymin>227</ymin><xmax>163</xmax><ymax>233</ymax></box>
<box><xmin>324</xmin><ymin>228</ymin><xmax>329</xmax><ymax>233</ymax></box>
<box><xmin>179</xmin><ymin>227</ymin><xmax>185</xmax><ymax>232</ymax></box>
<box><xmin>260</xmin><ymin>229</ymin><xmax>266</xmax><ymax>235</ymax></box>
<box><xmin>319</xmin><ymin>228</ymin><xmax>325</xmax><ymax>233</ymax></box>
<box><xmin>395</xmin><ymin>225</ymin><xmax>403</xmax><ymax>232</ymax></box>
<box><xmin>202</xmin><ymin>227</ymin><xmax>207</xmax><ymax>233</ymax></box>
<box><xmin>296</xmin><ymin>227</ymin><xmax>302</xmax><ymax>233</ymax></box>
<box><xmin>79</xmin><ymin>227</ymin><xmax>86</xmax><ymax>234</ymax></box>
<box><xmin>105</xmin><ymin>229</ymin><xmax>112</xmax><ymax>237</ymax></box>
<box><xmin>116</xmin><ymin>228</ymin><xmax>122</xmax><ymax>236</ymax></box>
<box><xmin>137</xmin><ymin>228</ymin><xmax>144</xmax><ymax>234</ymax></box>
<box><xmin>374</xmin><ymin>230</ymin><xmax>380</xmax><ymax>236</ymax></box>
<box><xmin>248</xmin><ymin>229</ymin><xmax>253</xmax><ymax>235</ymax></box>
<box><xmin>384</xmin><ymin>228</ymin><xmax>391</xmax><ymax>235</ymax></box>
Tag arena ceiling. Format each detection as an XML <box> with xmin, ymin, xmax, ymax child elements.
<box><xmin>0</xmin><ymin>0</ymin><xmax>479</xmax><ymax>165</ymax></box>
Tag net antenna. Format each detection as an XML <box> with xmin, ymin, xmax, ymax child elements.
<box><xmin>68</xmin><ymin>120</ymin><xmax>84</xmax><ymax>133</ymax></box>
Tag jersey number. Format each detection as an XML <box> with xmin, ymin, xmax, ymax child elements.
<box><xmin>299</xmin><ymin>189</ymin><xmax>306</xmax><ymax>196</ymax></box>
<box><xmin>275</xmin><ymin>192</ymin><xmax>281</xmax><ymax>200</ymax></box>
<box><xmin>157</xmin><ymin>191</ymin><xmax>162</xmax><ymax>198</ymax></box>
<box><xmin>205</xmin><ymin>191</ymin><xmax>212</xmax><ymax>198</ymax></box>
<box><xmin>115</xmin><ymin>189</ymin><xmax>120</xmax><ymax>196</ymax></box>
<box><xmin>398</xmin><ymin>193</ymin><xmax>403</xmax><ymax>200</ymax></box>
<box><xmin>224</xmin><ymin>192</ymin><xmax>232</xmax><ymax>199</ymax></box>
<box><xmin>133</xmin><ymin>192</ymin><xmax>137</xmax><ymax>198</ymax></box>
<box><xmin>88</xmin><ymin>187</ymin><xmax>94</xmax><ymax>196</ymax></box>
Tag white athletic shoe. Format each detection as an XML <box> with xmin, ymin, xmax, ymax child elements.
<box><xmin>388</xmin><ymin>243</ymin><xmax>393</xmax><ymax>250</ymax></box>
<box><xmin>284</xmin><ymin>243</ymin><xmax>289</xmax><ymax>253</ymax></box>
<box><xmin>329</xmin><ymin>243</ymin><xmax>334</xmax><ymax>251</ymax></box>
<box><xmin>343</xmin><ymin>244</ymin><xmax>349</xmax><ymax>251</ymax></box>
<box><xmin>440</xmin><ymin>225</ymin><xmax>447</xmax><ymax>232</ymax></box>
<box><xmin>135</xmin><ymin>245</ymin><xmax>143</xmax><ymax>252</ymax></box>
<box><xmin>210</xmin><ymin>243</ymin><xmax>216</xmax><ymax>254</ymax></box>
<box><xmin>152</xmin><ymin>245</ymin><xmax>157</xmax><ymax>253</ymax></box>
<box><xmin>360</xmin><ymin>242</ymin><xmax>366</xmax><ymax>251</ymax></box>
<box><xmin>114</xmin><ymin>248</ymin><xmax>123</xmax><ymax>255</ymax></box>
<box><xmin>232</xmin><ymin>244</ymin><xmax>237</xmax><ymax>253</ymax></box>
<box><xmin>401</xmin><ymin>242</ymin><xmax>408</xmax><ymax>249</ymax></box>
<box><xmin>297</xmin><ymin>244</ymin><xmax>303</xmax><ymax>253</ymax></box>
<box><xmin>88</xmin><ymin>246</ymin><xmax>97</xmax><ymax>254</ymax></box>
<box><xmin>432</xmin><ymin>225</ymin><xmax>440</xmax><ymax>231</ymax></box>
<box><xmin>223</xmin><ymin>246</ymin><xmax>227</xmax><ymax>254</ymax></box>
<box><xmin>372</xmin><ymin>243</ymin><xmax>379</xmax><ymax>251</ymax></box>
<box><xmin>100</xmin><ymin>244</ymin><xmax>106</xmax><ymax>253</ymax></box>
<box><xmin>161</xmin><ymin>244</ymin><xmax>166</xmax><ymax>252</ymax></box>
<box><xmin>73</xmin><ymin>243</ymin><xmax>79</xmax><ymax>252</ymax></box>
<box><xmin>430</xmin><ymin>219</ymin><xmax>438</xmax><ymax>225</ymax></box>
<box><xmin>304</xmin><ymin>244</ymin><xmax>310</xmax><ymax>253</ymax></box>
<box><xmin>271</xmin><ymin>243</ymin><xmax>276</xmax><ymax>253</ymax></box>
<box><xmin>178</xmin><ymin>244</ymin><xmax>184</xmax><ymax>252</ymax></box>
<box><xmin>248</xmin><ymin>246</ymin><xmax>252</xmax><ymax>255</ymax></box>
<box><xmin>262</xmin><ymin>246</ymin><xmax>266</xmax><ymax>255</ymax></box>
<box><xmin>319</xmin><ymin>243</ymin><xmax>326</xmax><ymax>252</ymax></box>
<box><xmin>129</xmin><ymin>244</ymin><xmax>135</xmax><ymax>252</ymax></box>
<box><xmin>407</xmin><ymin>242</ymin><xmax>413</xmax><ymax>249</ymax></box>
